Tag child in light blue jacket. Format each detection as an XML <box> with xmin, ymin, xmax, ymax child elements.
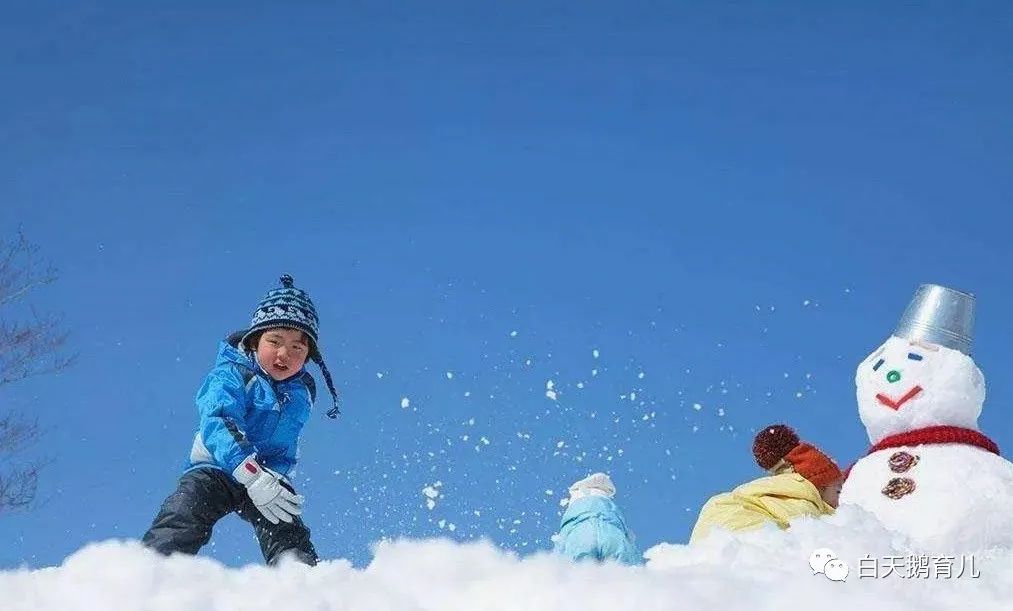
<box><xmin>554</xmin><ymin>473</ymin><xmax>640</xmax><ymax>565</ymax></box>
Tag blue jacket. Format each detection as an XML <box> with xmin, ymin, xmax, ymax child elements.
<box><xmin>554</xmin><ymin>495</ymin><xmax>640</xmax><ymax>565</ymax></box>
<box><xmin>186</xmin><ymin>340</ymin><xmax>314</xmax><ymax>481</ymax></box>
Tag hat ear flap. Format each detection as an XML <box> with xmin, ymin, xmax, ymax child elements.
<box><xmin>312</xmin><ymin>353</ymin><xmax>341</xmax><ymax>419</ymax></box>
<box><xmin>243</xmin><ymin>332</ymin><xmax>261</xmax><ymax>353</ymax></box>
<box><xmin>226</xmin><ymin>329</ymin><xmax>245</xmax><ymax>346</ymax></box>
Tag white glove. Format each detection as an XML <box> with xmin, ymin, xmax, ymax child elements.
<box><xmin>568</xmin><ymin>472</ymin><xmax>616</xmax><ymax>500</ymax></box>
<box><xmin>233</xmin><ymin>455</ymin><xmax>304</xmax><ymax>524</ymax></box>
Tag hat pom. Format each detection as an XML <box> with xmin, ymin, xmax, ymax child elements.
<box><xmin>753</xmin><ymin>424</ymin><xmax>800</xmax><ymax>470</ymax></box>
<box><xmin>280</xmin><ymin>274</ymin><xmax>295</xmax><ymax>288</ymax></box>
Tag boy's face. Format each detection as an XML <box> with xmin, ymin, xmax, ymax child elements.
<box><xmin>256</xmin><ymin>327</ymin><xmax>309</xmax><ymax>380</ymax></box>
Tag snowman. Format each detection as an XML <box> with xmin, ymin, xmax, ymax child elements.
<box><xmin>839</xmin><ymin>284</ymin><xmax>1013</xmax><ymax>551</ymax></box>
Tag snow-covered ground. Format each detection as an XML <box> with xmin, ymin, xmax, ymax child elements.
<box><xmin>4</xmin><ymin>506</ymin><xmax>1011</xmax><ymax>611</ymax></box>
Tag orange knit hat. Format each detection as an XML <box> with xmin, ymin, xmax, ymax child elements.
<box><xmin>753</xmin><ymin>424</ymin><xmax>842</xmax><ymax>489</ymax></box>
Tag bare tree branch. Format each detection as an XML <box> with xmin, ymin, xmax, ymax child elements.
<box><xmin>0</xmin><ymin>311</ymin><xmax>76</xmax><ymax>387</ymax></box>
<box><xmin>0</xmin><ymin>231</ymin><xmax>73</xmax><ymax>514</ymax></box>
<box><xmin>0</xmin><ymin>464</ymin><xmax>38</xmax><ymax>513</ymax></box>
<box><xmin>0</xmin><ymin>231</ymin><xmax>58</xmax><ymax>308</ymax></box>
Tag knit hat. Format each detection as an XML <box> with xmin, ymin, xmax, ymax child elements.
<box><xmin>568</xmin><ymin>472</ymin><xmax>617</xmax><ymax>499</ymax></box>
<box><xmin>241</xmin><ymin>274</ymin><xmax>320</xmax><ymax>355</ymax></box>
<box><xmin>753</xmin><ymin>424</ymin><xmax>842</xmax><ymax>489</ymax></box>
<box><xmin>240</xmin><ymin>274</ymin><xmax>341</xmax><ymax>419</ymax></box>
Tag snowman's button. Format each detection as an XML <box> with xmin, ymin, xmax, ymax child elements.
<box><xmin>882</xmin><ymin>477</ymin><xmax>916</xmax><ymax>500</ymax></box>
<box><xmin>888</xmin><ymin>451</ymin><xmax>919</xmax><ymax>473</ymax></box>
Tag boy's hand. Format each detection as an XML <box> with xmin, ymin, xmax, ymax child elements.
<box><xmin>233</xmin><ymin>455</ymin><xmax>304</xmax><ymax>524</ymax></box>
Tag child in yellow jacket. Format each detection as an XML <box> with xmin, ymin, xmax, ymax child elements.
<box><xmin>690</xmin><ymin>424</ymin><xmax>843</xmax><ymax>543</ymax></box>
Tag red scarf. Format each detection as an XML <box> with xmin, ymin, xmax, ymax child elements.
<box><xmin>843</xmin><ymin>425</ymin><xmax>1000</xmax><ymax>480</ymax></box>
<box><xmin>869</xmin><ymin>425</ymin><xmax>999</xmax><ymax>455</ymax></box>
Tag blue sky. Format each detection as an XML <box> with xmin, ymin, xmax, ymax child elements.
<box><xmin>1</xmin><ymin>2</ymin><xmax>1012</xmax><ymax>567</ymax></box>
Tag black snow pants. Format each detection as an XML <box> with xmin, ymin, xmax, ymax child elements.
<box><xmin>141</xmin><ymin>467</ymin><xmax>319</xmax><ymax>566</ymax></box>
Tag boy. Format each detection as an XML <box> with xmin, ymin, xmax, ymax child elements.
<box><xmin>689</xmin><ymin>424</ymin><xmax>843</xmax><ymax>543</ymax></box>
<box><xmin>142</xmin><ymin>274</ymin><xmax>340</xmax><ymax>565</ymax></box>
<box><xmin>553</xmin><ymin>472</ymin><xmax>640</xmax><ymax>564</ymax></box>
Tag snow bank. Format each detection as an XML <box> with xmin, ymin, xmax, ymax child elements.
<box><xmin>3</xmin><ymin>506</ymin><xmax>1011</xmax><ymax>611</ymax></box>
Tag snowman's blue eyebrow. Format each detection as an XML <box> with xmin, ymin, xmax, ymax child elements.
<box><xmin>873</xmin><ymin>359</ymin><xmax>885</xmax><ymax>371</ymax></box>
<box><xmin>908</xmin><ymin>353</ymin><xmax>923</xmax><ymax>361</ymax></box>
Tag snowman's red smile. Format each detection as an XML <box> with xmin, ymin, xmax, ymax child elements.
<box><xmin>876</xmin><ymin>386</ymin><xmax>923</xmax><ymax>410</ymax></box>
